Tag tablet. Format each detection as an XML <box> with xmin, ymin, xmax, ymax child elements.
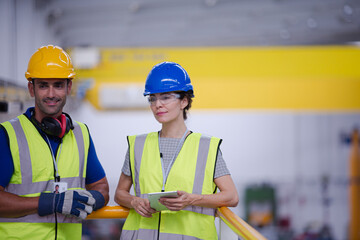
<box><xmin>148</xmin><ymin>191</ymin><xmax>178</xmax><ymax>211</ymax></box>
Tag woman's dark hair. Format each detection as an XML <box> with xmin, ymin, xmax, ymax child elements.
<box><xmin>177</xmin><ymin>91</ymin><xmax>193</xmax><ymax>120</ymax></box>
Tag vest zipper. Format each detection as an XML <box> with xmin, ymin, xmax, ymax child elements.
<box><xmin>54</xmin><ymin>139</ymin><xmax>62</xmax><ymax>240</ymax></box>
<box><xmin>157</xmin><ymin>212</ymin><xmax>161</xmax><ymax>240</ymax></box>
<box><xmin>55</xmin><ymin>212</ymin><xmax>58</xmax><ymax>240</ymax></box>
<box><xmin>157</xmin><ymin>189</ymin><xmax>165</xmax><ymax>240</ymax></box>
<box><xmin>44</xmin><ymin>135</ymin><xmax>61</xmax><ymax>239</ymax></box>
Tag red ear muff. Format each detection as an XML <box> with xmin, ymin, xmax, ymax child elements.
<box><xmin>31</xmin><ymin>112</ymin><xmax>73</xmax><ymax>138</ymax></box>
<box><xmin>58</xmin><ymin>114</ymin><xmax>67</xmax><ymax>138</ymax></box>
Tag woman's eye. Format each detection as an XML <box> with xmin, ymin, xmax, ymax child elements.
<box><xmin>161</xmin><ymin>96</ymin><xmax>171</xmax><ymax>100</ymax></box>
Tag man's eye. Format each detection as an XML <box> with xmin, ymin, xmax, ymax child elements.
<box><xmin>55</xmin><ymin>83</ymin><xmax>64</xmax><ymax>88</ymax></box>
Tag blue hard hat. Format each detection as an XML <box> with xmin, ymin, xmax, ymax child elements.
<box><xmin>143</xmin><ymin>62</ymin><xmax>194</xmax><ymax>96</ymax></box>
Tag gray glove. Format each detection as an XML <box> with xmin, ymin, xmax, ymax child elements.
<box><xmin>39</xmin><ymin>190</ymin><xmax>96</xmax><ymax>220</ymax></box>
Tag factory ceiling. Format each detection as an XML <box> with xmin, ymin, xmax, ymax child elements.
<box><xmin>38</xmin><ymin>0</ymin><xmax>360</xmax><ymax>47</ymax></box>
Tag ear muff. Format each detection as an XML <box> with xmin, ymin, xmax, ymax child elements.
<box><xmin>62</xmin><ymin>112</ymin><xmax>74</xmax><ymax>132</ymax></box>
<box><xmin>31</xmin><ymin>112</ymin><xmax>74</xmax><ymax>138</ymax></box>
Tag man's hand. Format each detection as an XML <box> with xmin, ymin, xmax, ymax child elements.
<box><xmin>131</xmin><ymin>196</ymin><xmax>156</xmax><ymax>218</ymax></box>
<box><xmin>38</xmin><ymin>190</ymin><xmax>97</xmax><ymax>219</ymax></box>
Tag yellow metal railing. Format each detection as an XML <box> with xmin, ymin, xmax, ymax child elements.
<box><xmin>349</xmin><ymin>129</ymin><xmax>360</xmax><ymax>240</ymax></box>
<box><xmin>87</xmin><ymin>206</ymin><xmax>129</xmax><ymax>219</ymax></box>
<box><xmin>87</xmin><ymin>206</ymin><xmax>266</xmax><ymax>240</ymax></box>
<box><xmin>217</xmin><ymin>206</ymin><xmax>266</xmax><ymax>240</ymax></box>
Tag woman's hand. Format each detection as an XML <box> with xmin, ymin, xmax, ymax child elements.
<box><xmin>131</xmin><ymin>197</ymin><xmax>157</xmax><ymax>218</ymax></box>
<box><xmin>159</xmin><ymin>191</ymin><xmax>199</xmax><ymax>211</ymax></box>
<box><xmin>158</xmin><ymin>175</ymin><xmax>239</xmax><ymax>211</ymax></box>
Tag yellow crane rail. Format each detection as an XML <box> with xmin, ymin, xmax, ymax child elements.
<box><xmin>87</xmin><ymin>206</ymin><xmax>266</xmax><ymax>240</ymax></box>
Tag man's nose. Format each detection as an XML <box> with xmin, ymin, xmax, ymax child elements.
<box><xmin>48</xmin><ymin>86</ymin><xmax>56</xmax><ymax>97</ymax></box>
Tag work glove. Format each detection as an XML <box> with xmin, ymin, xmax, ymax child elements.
<box><xmin>38</xmin><ymin>190</ymin><xmax>98</xmax><ymax>220</ymax></box>
<box><xmin>87</xmin><ymin>190</ymin><xmax>106</xmax><ymax>211</ymax></box>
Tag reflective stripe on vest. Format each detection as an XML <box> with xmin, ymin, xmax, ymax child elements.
<box><xmin>121</xmin><ymin>229</ymin><xmax>205</xmax><ymax>240</ymax></box>
<box><xmin>4</xmin><ymin>118</ymin><xmax>86</xmax><ymax>196</ymax></box>
<box><xmin>122</xmin><ymin>132</ymin><xmax>220</xmax><ymax>240</ymax></box>
<box><xmin>0</xmin><ymin>115</ymin><xmax>89</xmax><ymax>227</ymax></box>
<box><xmin>131</xmin><ymin>133</ymin><xmax>216</xmax><ymax>216</ymax></box>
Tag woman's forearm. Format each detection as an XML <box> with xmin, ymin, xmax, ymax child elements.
<box><xmin>190</xmin><ymin>190</ymin><xmax>239</xmax><ymax>208</ymax></box>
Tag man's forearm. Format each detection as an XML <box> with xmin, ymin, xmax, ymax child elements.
<box><xmin>0</xmin><ymin>189</ymin><xmax>39</xmax><ymax>218</ymax></box>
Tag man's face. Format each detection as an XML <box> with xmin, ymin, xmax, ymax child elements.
<box><xmin>28</xmin><ymin>78</ymin><xmax>72</xmax><ymax>121</ymax></box>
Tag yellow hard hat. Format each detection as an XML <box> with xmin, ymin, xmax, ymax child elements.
<box><xmin>25</xmin><ymin>45</ymin><xmax>75</xmax><ymax>81</ymax></box>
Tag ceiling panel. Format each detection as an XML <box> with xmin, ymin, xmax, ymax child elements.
<box><xmin>40</xmin><ymin>0</ymin><xmax>360</xmax><ymax>47</ymax></box>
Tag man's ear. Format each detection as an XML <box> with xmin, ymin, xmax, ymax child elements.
<box><xmin>67</xmin><ymin>80</ymin><xmax>72</xmax><ymax>95</ymax></box>
<box><xmin>28</xmin><ymin>81</ymin><xmax>35</xmax><ymax>97</ymax></box>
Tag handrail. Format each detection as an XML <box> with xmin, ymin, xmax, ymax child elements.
<box><xmin>349</xmin><ymin>129</ymin><xmax>360</xmax><ymax>240</ymax></box>
<box><xmin>217</xmin><ymin>206</ymin><xmax>267</xmax><ymax>240</ymax></box>
<box><xmin>87</xmin><ymin>206</ymin><xmax>129</xmax><ymax>219</ymax></box>
<box><xmin>87</xmin><ymin>206</ymin><xmax>266</xmax><ymax>240</ymax></box>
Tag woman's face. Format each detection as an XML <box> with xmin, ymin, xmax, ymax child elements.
<box><xmin>148</xmin><ymin>92</ymin><xmax>188</xmax><ymax>124</ymax></box>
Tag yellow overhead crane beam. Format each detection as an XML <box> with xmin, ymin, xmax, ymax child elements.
<box><xmin>72</xmin><ymin>46</ymin><xmax>360</xmax><ymax>111</ymax></box>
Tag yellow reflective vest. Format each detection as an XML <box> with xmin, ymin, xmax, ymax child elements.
<box><xmin>121</xmin><ymin>132</ymin><xmax>221</xmax><ymax>240</ymax></box>
<box><xmin>0</xmin><ymin>114</ymin><xmax>90</xmax><ymax>240</ymax></box>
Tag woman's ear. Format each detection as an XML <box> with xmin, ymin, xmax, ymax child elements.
<box><xmin>180</xmin><ymin>97</ymin><xmax>188</xmax><ymax>110</ymax></box>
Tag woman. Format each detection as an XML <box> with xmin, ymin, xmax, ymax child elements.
<box><xmin>115</xmin><ymin>62</ymin><xmax>239</xmax><ymax>240</ymax></box>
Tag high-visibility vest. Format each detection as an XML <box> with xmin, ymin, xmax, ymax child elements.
<box><xmin>0</xmin><ymin>114</ymin><xmax>90</xmax><ymax>240</ymax></box>
<box><xmin>121</xmin><ymin>132</ymin><xmax>221</xmax><ymax>240</ymax></box>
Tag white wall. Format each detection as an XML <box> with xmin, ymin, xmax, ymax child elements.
<box><xmin>0</xmin><ymin>0</ymin><xmax>60</xmax><ymax>86</ymax></box>
<box><xmin>1</xmin><ymin>2</ymin><xmax>359</xmax><ymax>239</ymax></box>
<box><xmin>70</xmin><ymin>102</ymin><xmax>359</xmax><ymax>240</ymax></box>
<box><xmin>1</xmin><ymin>97</ymin><xmax>355</xmax><ymax>239</ymax></box>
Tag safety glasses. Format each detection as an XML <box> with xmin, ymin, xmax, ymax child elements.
<box><xmin>147</xmin><ymin>93</ymin><xmax>181</xmax><ymax>106</ymax></box>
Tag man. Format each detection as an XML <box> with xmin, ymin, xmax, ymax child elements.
<box><xmin>0</xmin><ymin>45</ymin><xmax>109</xmax><ymax>239</ymax></box>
